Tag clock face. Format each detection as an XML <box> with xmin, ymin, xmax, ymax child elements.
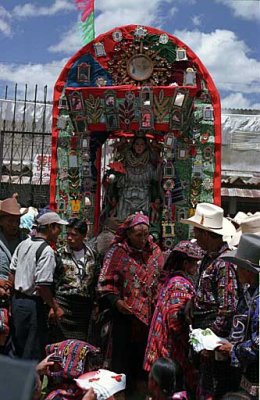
<box><xmin>127</xmin><ymin>54</ymin><xmax>154</xmax><ymax>81</ymax></box>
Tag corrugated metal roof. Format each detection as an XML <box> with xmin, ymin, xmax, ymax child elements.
<box><xmin>221</xmin><ymin>188</ymin><xmax>260</xmax><ymax>198</ymax></box>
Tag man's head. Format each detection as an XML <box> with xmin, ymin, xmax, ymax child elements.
<box><xmin>35</xmin><ymin>212</ymin><xmax>68</xmax><ymax>243</ymax></box>
<box><xmin>66</xmin><ymin>218</ymin><xmax>88</xmax><ymax>251</ymax></box>
<box><xmin>0</xmin><ymin>198</ymin><xmax>22</xmax><ymax>239</ymax></box>
<box><xmin>181</xmin><ymin>203</ymin><xmax>236</xmax><ymax>252</ymax></box>
<box><xmin>222</xmin><ymin>234</ymin><xmax>260</xmax><ymax>285</ymax></box>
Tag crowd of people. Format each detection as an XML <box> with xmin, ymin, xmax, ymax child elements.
<box><xmin>0</xmin><ymin>196</ymin><xmax>259</xmax><ymax>400</ymax></box>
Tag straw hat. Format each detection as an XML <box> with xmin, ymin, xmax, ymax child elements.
<box><xmin>181</xmin><ymin>203</ymin><xmax>236</xmax><ymax>237</ymax></box>
<box><xmin>222</xmin><ymin>234</ymin><xmax>260</xmax><ymax>273</ymax></box>
<box><xmin>0</xmin><ymin>198</ymin><xmax>26</xmax><ymax>216</ymax></box>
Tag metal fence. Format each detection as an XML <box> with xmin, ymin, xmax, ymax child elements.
<box><xmin>0</xmin><ymin>84</ymin><xmax>52</xmax><ymax>207</ymax></box>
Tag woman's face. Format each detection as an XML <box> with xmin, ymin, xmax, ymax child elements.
<box><xmin>127</xmin><ymin>223</ymin><xmax>149</xmax><ymax>249</ymax></box>
<box><xmin>183</xmin><ymin>258</ymin><xmax>199</xmax><ymax>276</ymax></box>
<box><xmin>133</xmin><ymin>138</ymin><xmax>146</xmax><ymax>155</ymax></box>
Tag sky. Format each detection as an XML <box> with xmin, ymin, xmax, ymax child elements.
<box><xmin>0</xmin><ymin>0</ymin><xmax>260</xmax><ymax>109</ymax></box>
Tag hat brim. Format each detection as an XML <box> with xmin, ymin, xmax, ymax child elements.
<box><xmin>222</xmin><ymin>250</ymin><xmax>260</xmax><ymax>273</ymax></box>
<box><xmin>57</xmin><ymin>220</ymin><xmax>69</xmax><ymax>225</ymax></box>
<box><xmin>0</xmin><ymin>209</ymin><xmax>23</xmax><ymax>217</ymax></box>
<box><xmin>181</xmin><ymin>216</ymin><xmax>236</xmax><ymax>237</ymax></box>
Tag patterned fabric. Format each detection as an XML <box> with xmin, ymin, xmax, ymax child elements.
<box><xmin>143</xmin><ymin>274</ymin><xmax>197</xmax><ymax>392</ymax></box>
<box><xmin>57</xmin><ymin>243</ymin><xmax>97</xmax><ymax>297</ymax></box>
<box><xmin>193</xmin><ymin>244</ymin><xmax>240</xmax><ymax>399</ymax></box>
<box><xmin>230</xmin><ymin>286</ymin><xmax>259</xmax><ymax>395</ymax></box>
<box><xmin>98</xmin><ymin>236</ymin><xmax>164</xmax><ymax>326</ymax></box>
<box><xmin>44</xmin><ymin>340</ymin><xmax>100</xmax><ymax>400</ymax></box>
<box><xmin>51</xmin><ymin>294</ymin><xmax>92</xmax><ymax>341</ymax></box>
<box><xmin>45</xmin><ymin>339</ymin><xmax>99</xmax><ymax>380</ymax></box>
<box><xmin>0</xmin><ymin>307</ymin><xmax>9</xmax><ymax>345</ymax></box>
<box><xmin>172</xmin><ymin>240</ymin><xmax>204</xmax><ymax>259</ymax></box>
<box><xmin>194</xmin><ymin>244</ymin><xmax>239</xmax><ymax>337</ymax></box>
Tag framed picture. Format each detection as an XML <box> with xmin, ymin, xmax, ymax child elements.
<box><xmin>176</xmin><ymin>47</ymin><xmax>187</xmax><ymax>61</ymax></box>
<box><xmin>162</xmin><ymin>222</ymin><xmax>175</xmax><ymax>237</ymax></box>
<box><xmin>172</xmin><ymin>89</ymin><xmax>188</xmax><ymax>108</ymax></box>
<box><xmin>74</xmin><ymin>116</ymin><xmax>87</xmax><ymax>133</ymax></box>
<box><xmin>183</xmin><ymin>68</ymin><xmax>196</xmax><ymax>86</ymax></box>
<box><xmin>77</xmin><ymin>63</ymin><xmax>91</xmax><ymax>83</ymax></box>
<box><xmin>170</xmin><ymin>108</ymin><xmax>183</xmax><ymax>129</ymax></box>
<box><xmin>140</xmin><ymin>108</ymin><xmax>154</xmax><ymax>129</ymax></box>
<box><xmin>203</xmin><ymin>106</ymin><xmax>214</xmax><ymax>120</ymax></box>
<box><xmin>69</xmin><ymin>92</ymin><xmax>84</xmax><ymax>112</ymax></box>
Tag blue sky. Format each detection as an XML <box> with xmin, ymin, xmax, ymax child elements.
<box><xmin>0</xmin><ymin>0</ymin><xmax>259</xmax><ymax>109</ymax></box>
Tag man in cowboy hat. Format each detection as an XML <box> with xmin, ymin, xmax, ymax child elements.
<box><xmin>0</xmin><ymin>197</ymin><xmax>27</xmax><ymax>280</ymax></box>
<box><xmin>217</xmin><ymin>234</ymin><xmax>259</xmax><ymax>398</ymax></box>
<box><xmin>10</xmin><ymin>211</ymin><xmax>68</xmax><ymax>361</ymax></box>
<box><xmin>182</xmin><ymin>202</ymin><xmax>239</xmax><ymax>398</ymax></box>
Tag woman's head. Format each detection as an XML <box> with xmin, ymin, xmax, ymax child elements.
<box><xmin>148</xmin><ymin>358</ymin><xmax>176</xmax><ymax>398</ymax></box>
<box><xmin>132</xmin><ymin>137</ymin><xmax>147</xmax><ymax>156</ymax></box>
<box><xmin>164</xmin><ymin>240</ymin><xmax>204</xmax><ymax>276</ymax></box>
<box><xmin>113</xmin><ymin>213</ymin><xmax>150</xmax><ymax>248</ymax></box>
<box><xmin>67</xmin><ymin>218</ymin><xmax>88</xmax><ymax>250</ymax></box>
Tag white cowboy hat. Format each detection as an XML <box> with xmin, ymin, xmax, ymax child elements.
<box><xmin>181</xmin><ymin>203</ymin><xmax>236</xmax><ymax>237</ymax></box>
<box><xmin>228</xmin><ymin>213</ymin><xmax>260</xmax><ymax>248</ymax></box>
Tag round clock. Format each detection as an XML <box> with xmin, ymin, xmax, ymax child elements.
<box><xmin>127</xmin><ymin>54</ymin><xmax>154</xmax><ymax>81</ymax></box>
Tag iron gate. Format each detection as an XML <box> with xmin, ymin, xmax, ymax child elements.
<box><xmin>0</xmin><ymin>84</ymin><xmax>52</xmax><ymax>207</ymax></box>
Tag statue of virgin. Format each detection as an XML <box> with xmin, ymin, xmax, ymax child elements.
<box><xmin>108</xmin><ymin>135</ymin><xmax>161</xmax><ymax>221</ymax></box>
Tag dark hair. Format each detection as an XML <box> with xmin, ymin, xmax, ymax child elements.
<box><xmin>67</xmin><ymin>218</ymin><xmax>88</xmax><ymax>236</ymax></box>
<box><xmin>164</xmin><ymin>250</ymin><xmax>189</xmax><ymax>274</ymax></box>
<box><xmin>151</xmin><ymin>357</ymin><xmax>176</xmax><ymax>397</ymax></box>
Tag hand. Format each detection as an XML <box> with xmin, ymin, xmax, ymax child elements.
<box><xmin>36</xmin><ymin>353</ymin><xmax>55</xmax><ymax>375</ymax></box>
<box><xmin>217</xmin><ymin>341</ymin><xmax>233</xmax><ymax>354</ymax></box>
<box><xmin>184</xmin><ymin>298</ymin><xmax>194</xmax><ymax>324</ymax></box>
<box><xmin>0</xmin><ymin>279</ymin><xmax>12</xmax><ymax>290</ymax></box>
<box><xmin>55</xmin><ymin>305</ymin><xmax>64</xmax><ymax>320</ymax></box>
<box><xmin>82</xmin><ymin>388</ymin><xmax>97</xmax><ymax>400</ymax></box>
<box><xmin>116</xmin><ymin>299</ymin><xmax>132</xmax><ymax>315</ymax></box>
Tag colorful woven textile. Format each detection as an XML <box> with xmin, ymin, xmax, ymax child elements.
<box><xmin>44</xmin><ymin>340</ymin><xmax>100</xmax><ymax>400</ymax></box>
<box><xmin>143</xmin><ymin>274</ymin><xmax>197</xmax><ymax>392</ymax></box>
<box><xmin>98</xmin><ymin>225</ymin><xmax>164</xmax><ymax>325</ymax></box>
<box><xmin>45</xmin><ymin>339</ymin><xmax>100</xmax><ymax>380</ymax></box>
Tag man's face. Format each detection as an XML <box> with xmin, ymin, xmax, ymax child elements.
<box><xmin>0</xmin><ymin>214</ymin><xmax>20</xmax><ymax>238</ymax></box>
<box><xmin>67</xmin><ymin>227</ymin><xmax>85</xmax><ymax>250</ymax></box>
<box><xmin>127</xmin><ymin>223</ymin><xmax>149</xmax><ymax>249</ymax></box>
<box><xmin>237</xmin><ymin>267</ymin><xmax>252</xmax><ymax>285</ymax></box>
<box><xmin>193</xmin><ymin>227</ymin><xmax>209</xmax><ymax>251</ymax></box>
<box><xmin>48</xmin><ymin>223</ymin><xmax>62</xmax><ymax>243</ymax></box>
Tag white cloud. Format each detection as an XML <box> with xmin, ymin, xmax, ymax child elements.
<box><xmin>48</xmin><ymin>23</ymin><xmax>81</xmax><ymax>54</ymax></box>
<box><xmin>191</xmin><ymin>15</ymin><xmax>202</xmax><ymax>27</ymax></box>
<box><xmin>0</xmin><ymin>59</ymin><xmax>68</xmax><ymax>101</ymax></box>
<box><xmin>221</xmin><ymin>92</ymin><xmax>260</xmax><ymax>110</ymax></box>
<box><xmin>215</xmin><ymin>0</ymin><xmax>260</xmax><ymax>21</ymax></box>
<box><xmin>94</xmin><ymin>0</ymin><xmax>165</xmax><ymax>36</ymax></box>
<box><xmin>49</xmin><ymin>0</ymin><xmax>168</xmax><ymax>54</ymax></box>
<box><xmin>13</xmin><ymin>0</ymin><xmax>74</xmax><ymax>18</ymax></box>
<box><xmin>0</xmin><ymin>6</ymin><xmax>12</xmax><ymax>37</ymax></box>
<box><xmin>173</xmin><ymin>29</ymin><xmax>260</xmax><ymax>95</ymax></box>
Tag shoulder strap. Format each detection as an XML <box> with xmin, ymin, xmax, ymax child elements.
<box><xmin>36</xmin><ymin>241</ymin><xmax>49</xmax><ymax>263</ymax></box>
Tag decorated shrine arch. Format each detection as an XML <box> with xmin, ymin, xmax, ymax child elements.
<box><xmin>50</xmin><ymin>24</ymin><xmax>221</xmax><ymax>248</ymax></box>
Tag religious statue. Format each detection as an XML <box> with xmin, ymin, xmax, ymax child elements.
<box><xmin>103</xmin><ymin>135</ymin><xmax>162</xmax><ymax>222</ymax></box>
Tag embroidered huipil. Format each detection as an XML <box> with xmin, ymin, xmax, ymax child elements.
<box><xmin>143</xmin><ymin>274</ymin><xmax>197</xmax><ymax>392</ymax></box>
<box><xmin>98</xmin><ymin>238</ymin><xmax>164</xmax><ymax>326</ymax></box>
<box><xmin>56</xmin><ymin>243</ymin><xmax>97</xmax><ymax>298</ymax></box>
<box><xmin>230</xmin><ymin>286</ymin><xmax>259</xmax><ymax>387</ymax></box>
<box><xmin>194</xmin><ymin>244</ymin><xmax>239</xmax><ymax>337</ymax></box>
